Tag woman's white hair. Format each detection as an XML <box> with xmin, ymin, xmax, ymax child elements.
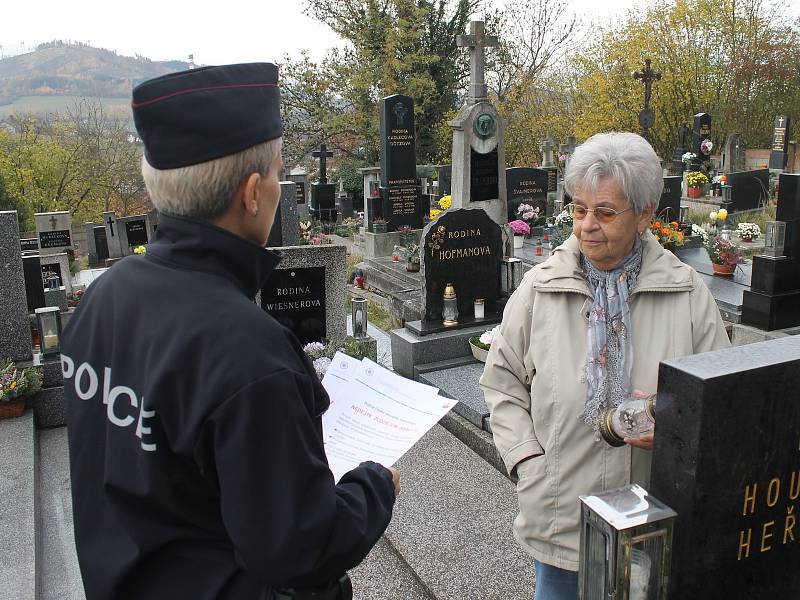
<box><xmin>564</xmin><ymin>132</ymin><xmax>662</xmax><ymax>214</ymax></box>
<box><xmin>142</xmin><ymin>137</ymin><xmax>283</xmax><ymax>220</ymax></box>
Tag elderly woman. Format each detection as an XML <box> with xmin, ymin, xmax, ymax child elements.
<box><xmin>480</xmin><ymin>132</ymin><xmax>729</xmax><ymax>599</ymax></box>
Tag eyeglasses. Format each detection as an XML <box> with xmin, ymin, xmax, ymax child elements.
<box><xmin>566</xmin><ymin>203</ymin><xmax>632</xmax><ymax>223</ymax></box>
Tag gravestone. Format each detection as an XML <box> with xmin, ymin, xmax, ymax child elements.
<box><xmin>311</xmin><ymin>144</ymin><xmax>337</xmax><ymax>222</ymax></box>
<box><xmin>691</xmin><ymin>113</ymin><xmax>712</xmax><ymax>169</ymax></box>
<box><xmin>267</xmin><ymin>182</ymin><xmax>301</xmax><ymax>247</ymax></box>
<box><xmin>40</xmin><ymin>253</ymin><xmax>71</xmax><ymax>295</ymax></box>
<box><xmin>505</xmin><ymin>167</ymin><xmax>549</xmax><ymax>222</ymax></box>
<box><xmin>0</xmin><ymin>211</ymin><xmax>33</xmax><ymax>361</ymax></box>
<box><xmin>103</xmin><ymin>211</ymin><xmax>123</xmax><ymax>259</ymax></box>
<box><xmin>146</xmin><ymin>209</ymin><xmax>159</xmax><ymax>238</ymax></box>
<box><xmin>450</xmin><ymin>21</ymin><xmax>506</xmax><ymax>228</ymax></box>
<box><xmin>22</xmin><ymin>254</ymin><xmax>46</xmax><ymax>312</ymax></box>
<box><xmin>257</xmin><ymin>245</ymin><xmax>346</xmax><ymax>345</ymax></box>
<box><xmin>378</xmin><ymin>94</ymin><xmax>425</xmax><ymax>231</ymax></box>
<box><xmin>20</xmin><ymin>238</ymin><xmax>38</xmax><ymax>253</ymax></box>
<box><xmin>671</xmin><ymin>123</ymin><xmax>689</xmax><ymax>175</ymax></box>
<box><xmin>722</xmin><ymin>133</ymin><xmax>747</xmax><ymax>173</ymax></box>
<box><xmin>35</xmin><ymin>211</ymin><xmax>72</xmax><ymax>256</ymax></box>
<box><xmin>419</xmin><ymin>208</ymin><xmax>503</xmax><ymax>327</ymax></box>
<box><xmin>438</xmin><ymin>165</ymin><xmax>452</xmax><ymax>196</ymax></box>
<box><xmin>657</xmin><ymin>176</ymin><xmax>682</xmax><ymax>221</ymax></box>
<box><xmin>559</xmin><ymin>136</ymin><xmax>577</xmax><ymax>170</ymax></box>
<box><xmin>769</xmin><ymin>115</ymin><xmax>791</xmax><ymax>172</ymax></box>
<box><xmin>359</xmin><ymin>166</ymin><xmax>381</xmax><ymax>226</ymax></box>
<box><xmin>650</xmin><ymin>336</ymin><xmax>800</xmax><ymax>598</ymax></box>
<box><xmin>116</xmin><ymin>214</ymin><xmax>150</xmax><ymax>255</ymax></box>
<box><xmin>728</xmin><ymin>169</ymin><xmax>769</xmax><ymax>212</ymax></box>
<box><xmin>90</xmin><ymin>225</ymin><xmax>109</xmax><ymax>265</ymax></box>
<box><xmin>742</xmin><ymin>173</ymin><xmax>800</xmax><ymax>330</ymax></box>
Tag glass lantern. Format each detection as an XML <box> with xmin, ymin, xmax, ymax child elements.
<box><xmin>764</xmin><ymin>221</ymin><xmax>786</xmax><ymax>258</ymax></box>
<box><xmin>556</xmin><ymin>180</ymin><xmax>565</xmax><ymax>215</ymax></box>
<box><xmin>442</xmin><ymin>283</ymin><xmax>458</xmax><ymax>326</ymax></box>
<box><xmin>35</xmin><ymin>306</ymin><xmax>62</xmax><ymax>356</ymax></box>
<box><xmin>351</xmin><ymin>297</ymin><xmax>369</xmax><ymax>339</ymax></box>
<box><xmin>579</xmin><ymin>484</ymin><xmax>677</xmax><ymax>600</ymax></box>
<box><xmin>501</xmin><ymin>258</ymin><xmax>523</xmax><ymax>296</ymax></box>
<box><xmin>720</xmin><ymin>184</ymin><xmax>732</xmax><ymax>207</ymax></box>
<box><xmin>599</xmin><ymin>395</ymin><xmax>656</xmax><ymax>447</ymax></box>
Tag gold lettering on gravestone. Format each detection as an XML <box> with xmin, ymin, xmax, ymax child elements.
<box><xmin>387</xmin><ymin>187</ymin><xmax>419</xmax><ymax>215</ymax></box>
<box><xmin>700</xmin><ymin>124</ymin><xmax>710</xmax><ymax>135</ymax></box>
<box><xmin>737</xmin><ymin>468</ymin><xmax>800</xmax><ymax>560</ymax></box>
<box><xmin>439</xmin><ymin>245</ymin><xmax>491</xmax><ymax>261</ymax></box>
<box><xmin>388</xmin><ymin>129</ymin><xmax>413</xmax><ymax>147</ymax></box>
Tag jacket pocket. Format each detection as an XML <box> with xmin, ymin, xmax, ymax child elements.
<box><xmin>513</xmin><ymin>454</ymin><xmax>555</xmax><ymax>549</ymax></box>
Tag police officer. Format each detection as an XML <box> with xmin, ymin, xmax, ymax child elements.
<box><xmin>62</xmin><ymin>63</ymin><xmax>399</xmax><ymax>600</ymax></box>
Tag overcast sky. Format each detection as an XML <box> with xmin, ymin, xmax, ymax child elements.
<box><xmin>0</xmin><ymin>0</ymin><xmax>653</xmax><ymax>64</ymax></box>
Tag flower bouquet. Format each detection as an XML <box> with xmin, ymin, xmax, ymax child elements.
<box><xmin>1</xmin><ymin>359</ymin><xmax>43</xmax><ymax>419</ymax></box>
<box><xmin>686</xmin><ymin>171</ymin><xmax>709</xmax><ymax>198</ymax></box>
<box><xmin>649</xmin><ymin>220</ymin><xmax>685</xmax><ymax>250</ymax></box>
<box><xmin>438</xmin><ymin>195</ymin><xmax>452</xmax><ymax>211</ymax></box>
<box><xmin>469</xmin><ymin>327</ymin><xmax>497</xmax><ymax>363</ymax></box>
<box><xmin>303</xmin><ymin>337</ymin><xmax>374</xmax><ymax>380</ymax></box>
<box><xmin>706</xmin><ymin>235</ymin><xmax>745</xmax><ymax>275</ymax></box>
<box><xmin>736</xmin><ymin>222</ymin><xmax>761</xmax><ymax>242</ymax></box>
<box><xmin>509</xmin><ymin>219</ymin><xmax>530</xmax><ymax>249</ymax></box>
<box><xmin>516</xmin><ymin>203</ymin><xmax>540</xmax><ymax>225</ymax></box>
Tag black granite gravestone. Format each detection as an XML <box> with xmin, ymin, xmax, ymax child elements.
<box><xmin>470</xmin><ymin>148</ymin><xmax>499</xmax><ymax>202</ymax></box>
<box><xmin>311</xmin><ymin>183</ymin><xmax>337</xmax><ymax>222</ymax></box>
<box><xmin>742</xmin><ymin>173</ymin><xmax>800</xmax><ymax>329</ymax></box>
<box><xmin>506</xmin><ymin>167</ymin><xmax>549</xmax><ymax>222</ymax></box>
<box><xmin>125</xmin><ymin>219</ymin><xmax>149</xmax><ymax>247</ymax></box>
<box><xmin>671</xmin><ymin>123</ymin><xmax>689</xmax><ymax>174</ymax></box>
<box><xmin>378</xmin><ymin>94</ymin><xmax>424</xmax><ymax>231</ymax></box>
<box><xmin>420</xmin><ymin>208</ymin><xmax>503</xmax><ymax>324</ymax></box>
<box><xmin>729</xmin><ymin>169</ymin><xmax>769</xmax><ymax>212</ymax></box>
<box><xmin>438</xmin><ymin>165</ymin><xmax>452</xmax><ymax>196</ymax></box>
<box><xmin>295</xmin><ymin>181</ymin><xmax>306</xmax><ymax>204</ymax></box>
<box><xmin>260</xmin><ymin>266</ymin><xmax>326</xmax><ymax>344</ymax></box>
<box><xmin>22</xmin><ymin>255</ymin><xmax>46</xmax><ymax>311</ymax></box>
<box><xmin>768</xmin><ymin>115</ymin><xmax>791</xmax><ymax>171</ymax></box>
<box><xmin>20</xmin><ymin>238</ymin><xmax>38</xmax><ymax>253</ymax></box>
<box><xmin>650</xmin><ymin>336</ymin><xmax>800</xmax><ymax>598</ymax></box>
<box><xmin>692</xmin><ymin>113</ymin><xmax>712</xmax><ymax>169</ymax></box>
<box><xmin>93</xmin><ymin>226</ymin><xmax>109</xmax><ymax>263</ymax></box>
<box><xmin>656</xmin><ymin>176</ymin><xmax>682</xmax><ymax>221</ymax></box>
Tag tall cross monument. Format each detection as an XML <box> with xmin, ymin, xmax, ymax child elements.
<box><xmin>632</xmin><ymin>58</ymin><xmax>661</xmax><ymax>142</ymax></box>
<box><xmin>313</xmin><ymin>144</ymin><xmax>334</xmax><ymax>184</ymax></box>
<box><xmin>457</xmin><ymin>21</ymin><xmax>498</xmax><ymax>104</ymax></box>
<box><xmin>447</xmin><ymin>20</ymin><xmax>507</xmax><ymax>230</ymax></box>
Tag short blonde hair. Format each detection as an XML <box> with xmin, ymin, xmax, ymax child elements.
<box><xmin>142</xmin><ymin>137</ymin><xmax>283</xmax><ymax>219</ymax></box>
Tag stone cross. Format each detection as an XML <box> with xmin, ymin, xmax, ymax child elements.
<box><xmin>49</xmin><ymin>215</ymin><xmax>58</xmax><ymax>230</ymax></box>
<box><xmin>540</xmin><ymin>138</ymin><xmax>555</xmax><ymax>168</ymax></box>
<box><xmin>633</xmin><ymin>58</ymin><xmax>661</xmax><ymax>141</ymax></box>
<box><xmin>312</xmin><ymin>144</ymin><xmax>334</xmax><ymax>184</ymax></box>
<box><xmin>106</xmin><ymin>214</ymin><xmax>115</xmax><ymax>236</ymax></box>
<box><xmin>456</xmin><ymin>20</ymin><xmax>498</xmax><ymax>103</ymax></box>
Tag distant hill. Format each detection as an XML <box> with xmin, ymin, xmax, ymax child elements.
<box><xmin>0</xmin><ymin>41</ymin><xmax>190</xmax><ymax>111</ymax></box>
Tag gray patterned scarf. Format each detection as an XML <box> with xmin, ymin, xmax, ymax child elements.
<box><xmin>580</xmin><ymin>236</ymin><xmax>643</xmax><ymax>433</ymax></box>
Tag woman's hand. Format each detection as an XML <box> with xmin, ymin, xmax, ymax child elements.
<box><xmin>624</xmin><ymin>433</ymin><xmax>653</xmax><ymax>450</ymax></box>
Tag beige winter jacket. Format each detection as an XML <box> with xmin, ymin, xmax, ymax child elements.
<box><xmin>479</xmin><ymin>230</ymin><xmax>730</xmax><ymax>570</ymax></box>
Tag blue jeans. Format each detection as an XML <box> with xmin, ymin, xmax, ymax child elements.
<box><xmin>533</xmin><ymin>560</ymin><xmax>578</xmax><ymax>600</ymax></box>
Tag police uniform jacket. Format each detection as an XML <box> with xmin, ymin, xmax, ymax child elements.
<box><xmin>62</xmin><ymin>213</ymin><xmax>396</xmax><ymax>599</ymax></box>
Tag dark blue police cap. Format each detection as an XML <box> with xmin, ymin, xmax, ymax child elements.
<box><xmin>132</xmin><ymin>62</ymin><xmax>282</xmax><ymax>170</ymax></box>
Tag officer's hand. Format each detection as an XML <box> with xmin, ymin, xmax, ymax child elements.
<box><xmin>387</xmin><ymin>466</ymin><xmax>400</xmax><ymax>496</ymax></box>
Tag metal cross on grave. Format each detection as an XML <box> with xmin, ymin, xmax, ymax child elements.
<box><xmin>312</xmin><ymin>144</ymin><xmax>334</xmax><ymax>184</ymax></box>
<box><xmin>633</xmin><ymin>58</ymin><xmax>661</xmax><ymax>142</ymax></box>
<box><xmin>49</xmin><ymin>215</ymin><xmax>58</xmax><ymax>230</ymax></box>
<box><xmin>107</xmin><ymin>214</ymin><xmax>116</xmax><ymax>237</ymax></box>
<box><xmin>457</xmin><ymin>20</ymin><xmax>498</xmax><ymax>103</ymax></box>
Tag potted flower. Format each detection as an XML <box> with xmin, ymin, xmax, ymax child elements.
<box><xmin>438</xmin><ymin>195</ymin><xmax>452</xmax><ymax>211</ymax></box>
<box><xmin>402</xmin><ymin>242</ymin><xmax>421</xmax><ymax>272</ymax></box>
<box><xmin>429</xmin><ymin>208</ymin><xmax>441</xmax><ymax>221</ymax></box>
<box><xmin>469</xmin><ymin>327</ymin><xmax>497</xmax><ymax>363</ymax></box>
<box><xmin>0</xmin><ymin>359</ymin><xmax>43</xmax><ymax>420</ymax></box>
<box><xmin>706</xmin><ymin>235</ymin><xmax>745</xmax><ymax>276</ymax></box>
<box><xmin>508</xmin><ymin>220</ymin><xmax>530</xmax><ymax>248</ymax></box>
<box><xmin>372</xmin><ymin>217</ymin><xmax>387</xmax><ymax>234</ymax></box>
<box><xmin>686</xmin><ymin>171</ymin><xmax>709</xmax><ymax>198</ymax></box>
<box><xmin>736</xmin><ymin>222</ymin><xmax>761</xmax><ymax>242</ymax></box>
<box><xmin>649</xmin><ymin>220</ymin><xmax>685</xmax><ymax>251</ymax></box>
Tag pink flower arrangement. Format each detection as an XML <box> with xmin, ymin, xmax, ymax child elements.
<box><xmin>516</xmin><ymin>203</ymin><xmax>540</xmax><ymax>223</ymax></box>
<box><xmin>508</xmin><ymin>220</ymin><xmax>531</xmax><ymax>236</ymax></box>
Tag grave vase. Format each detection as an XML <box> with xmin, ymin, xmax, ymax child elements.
<box><xmin>687</xmin><ymin>186</ymin><xmax>702</xmax><ymax>199</ymax></box>
<box><xmin>513</xmin><ymin>235</ymin><xmax>524</xmax><ymax>249</ymax></box>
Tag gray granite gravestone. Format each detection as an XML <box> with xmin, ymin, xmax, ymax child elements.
<box><xmin>450</xmin><ymin>21</ymin><xmax>506</xmax><ymax>228</ymax></box>
<box><xmin>650</xmin><ymin>336</ymin><xmax>800</xmax><ymax>598</ymax></box>
<box><xmin>267</xmin><ymin>182</ymin><xmax>301</xmax><ymax>247</ymax></box>
<box><xmin>722</xmin><ymin>132</ymin><xmax>747</xmax><ymax>173</ymax></box>
<box><xmin>256</xmin><ymin>245</ymin><xmax>346</xmax><ymax>345</ymax></box>
<box><xmin>103</xmin><ymin>211</ymin><xmax>123</xmax><ymax>259</ymax></box>
<box><xmin>768</xmin><ymin>115</ymin><xmax>791</xmax><ymax>171</ymax></box>
<box><xmin>0</xmin><ymin>211</ymin><xmax>33</xmax><ymax>361</ymax></box>
<box><xmin>34</xmin><ymin>211</ymin><xmax>72</xmax><ymax>256</ymax></box>
<box><xmin>40</xmin><ymin>253</ymin><xmax>72</xmax><ymax>296</ymax></box>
